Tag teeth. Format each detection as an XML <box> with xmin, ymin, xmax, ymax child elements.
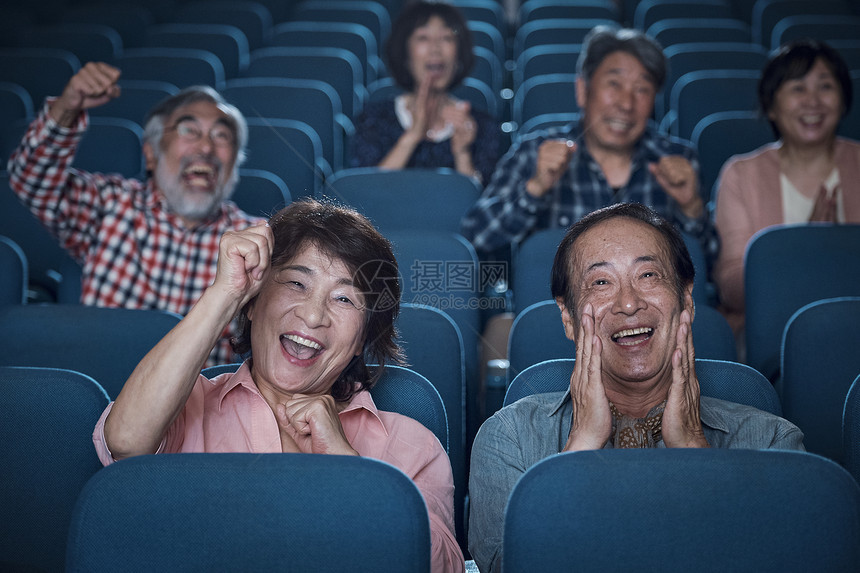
<box><xmin>612</xmin><ymin>327</ymin><xmax>652</xmax><ymax>340</ymax></box>
<box><xmin>283</xmin><ymin>334</ymin><xmax>322</xmax><ymax>350</ymax></box>
<box><xmin>186</xmin><ymin>165</ymin><xmax>214</xmax><ymax>175</ymax></box>
<box><xmin>800</xmin><ymin>115</ymin><xmax>822</xmax><ymax>124</ymax></box>
<box><xmin>607</xmin><ymin>119</ymin><xmax>631</xmax><ymax>130</ymax></box>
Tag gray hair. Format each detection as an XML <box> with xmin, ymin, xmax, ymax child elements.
<box><xmin>142</xmin><ymin>85</ymin><xmax>248</xmax><ymax>168</ymax></box>
<box><xmin>576</xmin><ymin>25</ymin><xmax>667</xmax><ymax>90</ymax></box>
<box><xmin>551</xmin><ymin>203</ymin><xmax>694</xmax><ymax>312</ymax></box>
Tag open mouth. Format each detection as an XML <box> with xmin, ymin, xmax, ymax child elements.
<box><xmin>606</xmin><ymin>118</ymin><xmax>634</xmax><ymax>133</ymax></box>
<box><xmin>799</xmin><ymin>114</ymin><xmax>825</xmax><ymax>127</ymax></box>
<box><xmin>611</xmin><ymin>327</ymin><xmax>653</xmax><ymax>346</ymax></box>
<box><xmin>182</xmin><ymin>161</ymin><xmax>219</xmax><ymax>190</ymax></box>
<box><xmin>280</xmin><ymin>333</ymin><xmax>324</xmax><ymax>360</ymax></box>
<box><xmin>424</xmin><ymin>62</ymin><xmax>447</xmax><ymax>76</ymax></box>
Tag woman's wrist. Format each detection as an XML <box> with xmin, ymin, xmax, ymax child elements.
<box><xmin>400</xmin><ymin>128</ymin><xmax>424</xmax><ymax>148</ymax></box>
<box><xmin>453</xmin><ymin>150</ymin><xmax>478</xmax><ymax>180</ymax></box>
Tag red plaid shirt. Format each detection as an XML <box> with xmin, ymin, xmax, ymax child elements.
<box><xmin>7</xmin><ymin>103</ymin><xmax>265</xmax><ymax>365</ymax></box>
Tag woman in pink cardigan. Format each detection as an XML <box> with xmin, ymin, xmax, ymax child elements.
<box><xmin>714</xmin><ymin>38</ymin><xmax>860</xmax><ymax>338</ymax></box>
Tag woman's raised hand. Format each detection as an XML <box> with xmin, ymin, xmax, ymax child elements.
<box><xmin>809</xmin><ymin>184</ymin><xmax>839</xmax><ymax>223</ymax></box>
<box><xmin>214</xmin><ymin>222</ymin><xmax>275</xmax><ymax>309</ymax></box>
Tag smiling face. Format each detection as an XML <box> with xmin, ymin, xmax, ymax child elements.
<box><xmin>145</xmin><ymin>100</ymin><xmax>239</xmax><ymax>223</ymax></box>
<box><xmin>768</xmin><ymin>57</ymin><xmax>843</xmax><ymax>149</ymax></box>
<box><xmin>407</xmin><ymin>15</ymin><xmax>458</xmax><ymax>93</ymax></box>
<box><xmin>246</xmin><ymin>242</ymin><xmax>366</xmax><ymax>401</ymax></box>
<box><xmin>577</xmin><ymin>50</ymin><xmax>656</xmax><ymax>157</ymax></box>
<box><xmin>559</xmin><ymin>217</ymin><xmax>693</xmax><ymax>392</ymax></box>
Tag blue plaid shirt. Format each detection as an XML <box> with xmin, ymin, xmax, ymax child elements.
<box><xmin>460</xmin><ymin>121</ymin><xmax>719</xmax><ymax>266</ymax></box>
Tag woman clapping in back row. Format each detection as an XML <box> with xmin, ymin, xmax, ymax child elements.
<box><xmin>714</xmin><ymin>38</ymin><xmax>860</xmax><ymax>336</ymax></box>
<box><xmin>350</xmin><ymin>0</ymin><xmax>501</xmax><ymax>186</ymax></box>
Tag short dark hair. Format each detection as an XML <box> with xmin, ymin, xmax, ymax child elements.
<box><xmin>577</xmin><ymin>25</ymin><xmax>667</xmax><ymax>90</ymax></box>
<box><xmin>385</xmin><ymin>0</ymin><xmax>474</xmax><ymax>91</ymax></box>
<box><xmin>550</xmin><ymin>203</ymin><xmax>695</xmax><ymax>311</ymax></box>
<box><xmin>232</xmin><ymin>199</ymin><xmax>404</xmax><ymax>401</ymax></box>
<box><xmin>759</xmin><ymin>38</ymin><xmax>852</xmax><ymax>138</ymax></box>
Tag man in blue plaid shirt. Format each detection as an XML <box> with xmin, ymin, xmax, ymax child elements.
<box><xmin>460</xmin><ymin>26</ymin><xmax>718</xmax><ymax>266</ymax></box>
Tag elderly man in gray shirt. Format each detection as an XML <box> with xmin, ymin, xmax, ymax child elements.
<box><xmin>467</xmin><ymin>203</ymin><xmax>804</xmax><ymax>573</ymax></box>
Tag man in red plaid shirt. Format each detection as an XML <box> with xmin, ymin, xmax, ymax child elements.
<box><xmin>7</xmin><ymin>62</ymin><xmax>265</xmax><ymax>365</ymax></box>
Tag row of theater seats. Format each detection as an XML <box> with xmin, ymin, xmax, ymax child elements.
<box><xmin>7</xmin><ymin>163</ymin><xmax>856</xmax><ymax>412</ymax></box>
<box><xmin>3</xmin><ymin>0</ymin><xmax>860</xmax><ymax>560</ymax></box>
<box><xmin>3</xmin><ymin>222</ymin><xmax>859</xmax><ymax>460</ymax></box>
<box><xmin>3</xmin><ymin>360</ymin><xmax>860</xmax><ymax>571</ymax></box>
<box><xmin>0</xmin><ymin>0</ymin><xmax>860</xmax><ymax>212</ymax></box>
<box><xmin>5</xmin><ymin>0</ymin><xmax>860</xmax><ymax>137</ymax></box>
<box><xmin>3</xmin><ymin>221</ymin><xmax>860</xmax><ymax>554</ymax></box>
<box><xmin>1</xmin><ymin>2</ymin><xmax>859</xmax><ymax>224</ymax></box>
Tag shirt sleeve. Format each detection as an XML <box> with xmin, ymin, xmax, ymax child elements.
<box><xmin>412</xmin><ymin>439</ymin><xmax>466</xmax><ymax>573</ymax></box>
<box><xmin>92</xmin><ymin>401</ymin><xmax>171</xmax><ymax>466</ymax></box>
<box><xmin>460</xmin><ymin>135</ymin><xmax>550</xmax><ymax>254</ymax></box>
<box><xmin>713</xmin><ymin>157</ymin><xmax>754</xmax><ymax>313</ymax></box>
<box><xmin>6</xmin><ymin>101</ymin><xmax>119</xmax><ymax>262</ymax></box>
<box><xmin>348</xmin><ymin>102</ymin><xmax>394</xmax><ymax>168</ymax></box>
<box><xmin>92</xmin><ymin>402</ymin><xmax>117</xmax><ymax>466</ymax></box>
<box><xmin>767</xmin><ymin>421</ymin><xmax>806</xmax><ymax>451</ymax></box>
<box><xmin>364</xmin><ymin>410</ymin><xmax>464</xmax><ymax>573</ymax></box>
<box><xmin>467</xmin><ymin>412</ymin><xmax>529</xmax><ymax>573</ymax></box>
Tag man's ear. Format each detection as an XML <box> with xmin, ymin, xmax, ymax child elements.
<box><xmin>575</xmin><ymin>76</ymin><xmax>588</xmax><ymax>110</ymax></box>
<box><xmin>556</xmin><ymin>297</ymin><xmax>577</xmax><ymax>342</ymax></box>
<box><xmin>684</xmin><ymin>283</ymin><xmax>695</xmax><ymax>322</ymax></box>
<box><xmin>142</xmin><ymin>141</ymin><xmax>157</xmax><ymax>173</ymax></box>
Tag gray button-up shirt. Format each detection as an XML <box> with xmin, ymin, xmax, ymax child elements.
<box><xmin>467</xmin><ymin>391</ymin><xmax>805</xmax><ymax>573</ymax></box>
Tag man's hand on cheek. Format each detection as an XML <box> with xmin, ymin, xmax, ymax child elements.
<box><xmin>662</xmin><ymin>309</ymin><xmax>710</xmax><ymax>448</ymax></box>
<box><xmin>564</xmin><ymin>303</ymin><xmax>612</xmax><ymax>452</ymax></box>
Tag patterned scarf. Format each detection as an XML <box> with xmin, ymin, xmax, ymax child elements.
<box><xmin>609</xmin><ymin>401</ymin><xmax>666</xmax><ymax>448</ymax></box>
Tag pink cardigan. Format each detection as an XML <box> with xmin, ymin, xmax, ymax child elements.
<box><xmin>713</xmin><ymin>137</ymin><xmax>860</xmax><ymax>330</ymax></box>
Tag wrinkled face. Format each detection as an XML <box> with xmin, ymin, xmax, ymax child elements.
<box><xmin>769</xmin><ymin>58</ymin><xmax>843</xmax><ymax>148</ymax></box>
<box><xmin>147</xmin><ymin>100</ymin><xmax>239</xmax><ymax>222</ymax></box>
<box><xmin>407</xmin><ymin>15</ymin><xmax>458</xmax><ymax>92</ymax></box>
<box><xmin>247</xmin><ymin>243</ymin><xmax>366</xmax><ymax>399</ymax></box>
<box><xmin>577</xmin><ymin>51</ymin><xmax>656</xmax><ymax>156</ymax></box>
<box><xmin>561</xmin><ymin>217</ymin><xmax>692</xmax><ymax>388</ymax></box>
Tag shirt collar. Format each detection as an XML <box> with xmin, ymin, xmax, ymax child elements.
<box><xmin>698</xmin><ymin>396</ymin><xmax>732</xmax><ymax>434</ymax></box>
<box><xmin>213</xmin><ymin>363</ymin><xmax>389</xmax><ymax>437</ymax></box>
<box><xmin>549</xmin><ymin>390</ymin><xmax>571</xmax><ymax>416</ymax></box>
<box><xmin>546</xmin><ymin>391</ymin><xmax>732</xmax><ymax>435</ymax></box>
<box><xmin>394</xmin><ymin>94</ymin><xmax>454</xmax><ymax>142</ymax></box>
<box><xmin>215</xmin><ymin>361</ymin><xmax>261</xmax><ymax>410</ymax></box>
<box><xmin>339</xmin><ymin>388</ymin><xmax>390</xmax><ymax>437</ymax></box>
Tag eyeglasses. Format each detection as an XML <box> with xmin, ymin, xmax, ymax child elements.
<box><xmin>170</xmin><ymin>120</ymin><xmax>236</xmax><ymax>148</ymax></box>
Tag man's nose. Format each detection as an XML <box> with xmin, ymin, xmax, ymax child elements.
<box><xmin>617</xmin><ymin>87</ymin><xmax>635</xmax><ymax>111</ymax></box>
<box><xmin>612</xmin><ymin>282</ymin><xmax>646</xmax><ymax>315</ymax></box>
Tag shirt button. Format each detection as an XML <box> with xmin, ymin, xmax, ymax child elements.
<box><xmin>559</xmin><ymin>216</ymin><xmax>570</xmax><ymax>226</ymax></box>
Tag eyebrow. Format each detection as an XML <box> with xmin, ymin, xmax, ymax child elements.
<box><xmin>603</xmin><ymin>67</ymin><xmax>656</xmax><ymax>85</ymax></box>
<box><xmin>173</xmin><ymin>115</ymin><xmax>234</xmax><ymax>129</ymax></box>
<box><xmin>585</xmin><ymin>255</ymin><xmax>659</xmax><ymax>273</ymax></box>
<box><xmin>282</xmin><ymin>264</ymin><xmax>358</xmax><ymax>288</ymax></box>
<box><xmin>173</xmin><ymin>114</ymin><xmax>197</xmax><ymax>125</ymax></box>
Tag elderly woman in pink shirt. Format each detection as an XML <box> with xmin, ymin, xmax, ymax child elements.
<box><xmin>714</xmin><ymin>38</ymin><xmax>860</xmax><ymax>338</ymax></box>
<box><xmin>93</xmin><ymin>198</ymin><xmax>464</xmax><ymax>572</ymax></box>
